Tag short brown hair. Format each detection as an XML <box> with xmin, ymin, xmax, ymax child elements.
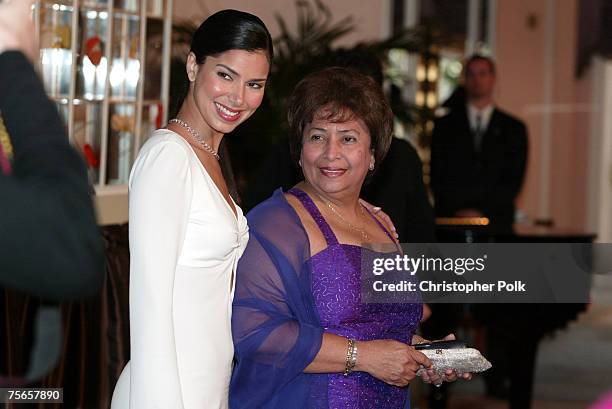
<box><xmin>287</xmin><ymin>67</ymin><xmax>394</xmax><ymax>172</ymax></box>
<box><xmin>465</xmin><ymin>54</ymin><xmax>496</xmax><ymax>75</ymax></box>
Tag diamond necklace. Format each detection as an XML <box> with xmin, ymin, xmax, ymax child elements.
<box><xmin>312</xmin><ymin>191</ymin><xmax>369</xmax><ymax>241</ymax></box>
<box><xmin>169</xmin><ymin>118</ymin><xmax>220</xmax><ymax>161</ymax></box>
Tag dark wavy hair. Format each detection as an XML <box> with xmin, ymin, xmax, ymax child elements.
<box><xmin>287</xmin><ymin>67</ymin><xmax>394</xmax><ymax>173</ymax></box>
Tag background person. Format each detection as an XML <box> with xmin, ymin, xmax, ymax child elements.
<box><xmin>0</xmin><ymin>0</ymin><xmax>105</xmax><ymax>301</ymax></box>
<box><xmin>0</xmin><ymin>0</ymin><xmax>105</xmax><ymax>389</ymax></box>
<box><xmin>431</xmin><ymin>55</ymin><xmax>537</xmax><ymax>409</ymax></box>
<box><xmin>0</xmin><ymin>8</ymin><xmax>105</xmax><ymax>389</ymax></box>
<box><xmin>430</xmin><ymin>54</ymin><xmax>528</xmax><ymax>233</ymax></box>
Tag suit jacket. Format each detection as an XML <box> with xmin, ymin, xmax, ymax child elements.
<box><xmin>430</xmin><ymin>105</ymin><xmax>528</xmax><ymax>231</ymax></box>
<box><xmin>362</xmin><ymin>137</ymin><xmax>435</xmax><ymax>243</ymax></box>
<box><xmin>0</xmin><ymin>51</ymin><xmax>105</xmax><ymax>300</ymax></box>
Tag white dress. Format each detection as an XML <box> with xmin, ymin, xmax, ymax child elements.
<box><xmin>111</xmin><ymin>129</ymin><xmax>248</xmax><ymax>409</ymax></box>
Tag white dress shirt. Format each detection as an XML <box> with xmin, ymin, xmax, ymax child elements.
<box><xmin>467</xmin><ymin>103</ymin><xmax>494</xmax><ymax>133</ymax></box>
<box><xmin>467</xmin><ymin>103</ymin><xmax>494</xmax><ymax>150</ymax></box>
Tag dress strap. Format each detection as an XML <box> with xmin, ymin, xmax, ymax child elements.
<box><xmin>287</xmin><ymin>188</ymin><xmax>339</xmax><ymax>246</ymax></box>
<box><xmin>363</xmin><ymin>206</ymin><xmax>398</xmax><ymax>245</ymax></box>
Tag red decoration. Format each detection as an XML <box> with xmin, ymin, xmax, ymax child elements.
<box><xmin>83</xmin><ymin>144</ymin><xmax>100</xmax><ymax>168</ymax></box>
<box><xmin>85</xmin><ymin>36</ymin><xmax>103</xmax><ymax>66</ymax></box>
<box><xmin>156</xmin><ymin>103</ymin><xmax>163</xmax><ymax>129</ymax></box>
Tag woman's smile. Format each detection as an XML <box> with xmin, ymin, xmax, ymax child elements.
<box><xmin>319</xmin><ymin>166</ymin><xmax>347</xmax><ymax>178</ymax></box>
<box><xmin>214</xmin><ymin>101</ymin><xmax>242</xmax><ymax>122</ymax></box>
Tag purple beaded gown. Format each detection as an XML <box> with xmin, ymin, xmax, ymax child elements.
<box><xmin>230</xmin><ymin>188</ymin><xmax>422</xmax><ymax>409</ymax></box>
<box><xmin>291</xmin><ymin>188</ymin><xmax>423</xmax><ymax>409</ymax></box>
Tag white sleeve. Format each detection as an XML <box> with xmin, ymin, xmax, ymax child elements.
<box><xmin>127</xmin><ymin>140</ymin><xmax>192</xmax><ymax>408</ymax></box>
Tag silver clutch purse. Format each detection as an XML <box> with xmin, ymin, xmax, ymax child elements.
<box><xmin>416</xmin><ymin>347</ymin><xmax>492</xmax><ymax>377</ymax></box>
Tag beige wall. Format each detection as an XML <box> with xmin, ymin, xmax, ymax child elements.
<box><xmin>173</xmin><ymin>0</ymin><xmax>390</xmax><ymax>45</ymax></box>
<box><xmin>95</xmin><ymin>189</ymin><xmax>129</xmax><ymax>225</ymax></box>
<box><xmin>495</xmin><ymin>0</ymin><xmax>588</xmax><ymax>229</ymax></box>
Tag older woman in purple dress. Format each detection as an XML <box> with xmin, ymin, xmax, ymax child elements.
<box><xmin>230</xmin><ymin>67</ymin><xmax>469</xmax><ymax>409</ymax></box>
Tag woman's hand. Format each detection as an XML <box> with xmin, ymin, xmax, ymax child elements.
<box><xmin>410</xmin><ymin>334</ymin><xmax>443</xmax><ymax>386</ymax></box>
<box><xmin>356</xmin><ymin>339</ymin><xmax>432</xmax><ymax>387</ymax></box>
<box><xmin>0</xmin><ymin>0</ymin><xmax>37</xmax><ymax>62</ymax></box>
<box><xmin>417</xmin><ymin>334</ymin><xmax>473</xmax><ymax>386</ymax></box>
<box><xmin>358</xmin><ymin>199</ymin><xmax>399</xmax><ymax>241</ymax></box>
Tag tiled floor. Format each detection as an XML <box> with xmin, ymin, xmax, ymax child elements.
<box><xmin>447</xmin><ymin>396</ymin><xmax>590</xmax><ymax>409</ymax></box>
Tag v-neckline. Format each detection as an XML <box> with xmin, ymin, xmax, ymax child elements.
<box><xmin>287</xmin><ymin>187</ymin><xmax>402</xmax><ymax>253</ymax></box>
<box><xmin>174</xmin><ymin>131</ymin><xmax>238</xmax><ymax>221</ymax></box>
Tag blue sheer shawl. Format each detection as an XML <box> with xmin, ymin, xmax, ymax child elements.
<box><xmin>229</xmin><ymin>189</ymin><xmax>327</xmax><ymax>408</ymax></box>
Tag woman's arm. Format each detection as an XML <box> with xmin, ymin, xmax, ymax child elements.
<box><xmin>305</xmin><ymin>332</ymin><xmax>472</xmax><ymax>386</ymax></box>
<box><xmin>305</xmin><ymin>333</ymin><xmax>433</xmax><ymax>387</ymax></box>
<box><xmin>128</xmin><ymin>140</ymin><xmax>192</xmax><ymax>408</ymax></box>
<box><xmin>303</xmin><ymin>332</ymin><xmax>348</xmax><ymax>373</ymax></box>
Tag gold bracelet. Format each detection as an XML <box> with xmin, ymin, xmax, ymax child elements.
<box><xmin>343</xmin><ymin>338</ymin><xmax>358</xmax><ymax>376</ymax></box>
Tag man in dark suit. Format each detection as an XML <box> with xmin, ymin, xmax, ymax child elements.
<box><xmin>430</xmin><ymin>55</ymin><xmax>532</xmax><ymax>409</ymax></box>
<box><xmin>362</xmin><ymin>136</ymin><xmax>435</xmax><ymax>243</ymax></box>
<box><xmin>430</xmin><ymin>55</ymin><xmax>528</xmax><ymax>233</ymax></box>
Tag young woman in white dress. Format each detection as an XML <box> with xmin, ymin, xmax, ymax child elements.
<box><xmin>111</xmin><ymin>10</ymin><xmax>273</xmax><ymax>409</ymax></box>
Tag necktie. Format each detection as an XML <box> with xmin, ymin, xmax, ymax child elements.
<box><xmin>473</xmin><ymin>113</ymin><xmax>483</xmax><ymax>151</ymax></box>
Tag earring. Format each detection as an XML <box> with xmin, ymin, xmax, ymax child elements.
<box><xmin>369</xmin><ymin>161</ymin><xmax>375</xmax><ymax>171</ymax></box>
<box><xmin>298</xmin><ymin>159</ymin><xmax>302</xmax><ymax>167</ymax></box>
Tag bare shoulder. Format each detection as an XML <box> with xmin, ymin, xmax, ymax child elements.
<box><xmin>283</xmin><ymin>192</ymin><xmax>327</xmax><ymax>255</ymax></box>
<box><xmin>283</xmin><ymin>193</ymin><xmax>314</xmax><ymax>234</ymax></box>
<box><xmin>283</xmin><ymin>192</ymin><xmax>302</xmax><ymax>213</ymax></box>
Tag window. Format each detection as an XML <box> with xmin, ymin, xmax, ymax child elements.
<box><xmin>35</xmin><ymin>0</ymin><xmax>172</xmax><ymax>190</ymax></box>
